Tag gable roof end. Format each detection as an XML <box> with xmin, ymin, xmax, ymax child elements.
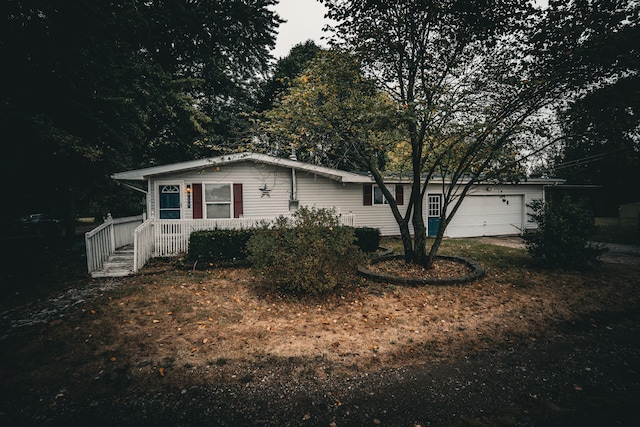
<box><xmin>111</xmin><ymin>152</ymin><xmax>372</xmax><ymax>183</ymax></box>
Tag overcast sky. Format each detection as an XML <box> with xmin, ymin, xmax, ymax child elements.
<box><xmin>270</xmin><ymin>0</ymin><xmax>333</xmax><ymax>59</ymax></box>
<box><xmin>269</xmin><ymin>0</ymin><xmax>550</xmax><ymax>59</ymax></box>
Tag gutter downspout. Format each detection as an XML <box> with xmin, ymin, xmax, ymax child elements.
<box><xmin>289</xmin><ymin>151</ymin><xmax>298</xmax><ymax>210</ymax></box>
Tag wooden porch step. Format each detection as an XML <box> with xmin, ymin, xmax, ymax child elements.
<box><xmin>90</xmin><ymin>246</ymin><xmax>134</xmax><ymax>278</ymax></box>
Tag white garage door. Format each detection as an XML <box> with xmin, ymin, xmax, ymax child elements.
<box><xmin>446</xmin><ymin>195</ymin><xmax>524</xmax><ymax>238</ymax></box>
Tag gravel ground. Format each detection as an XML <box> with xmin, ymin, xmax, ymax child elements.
<box><xmin>2</xmin><ymin>309</ymin><xmax>639</xmax><ymax>427</ymax></box>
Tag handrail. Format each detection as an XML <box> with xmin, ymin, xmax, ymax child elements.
<box><xmin>85</xmin><ymin>214</ymin><xmax>144</xmax><ymax>274</ymax></box>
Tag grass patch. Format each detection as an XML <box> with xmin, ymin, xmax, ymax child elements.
<box><xmin>379</xmin><ymin>236</ymin><xmax>530</xmax><ymax>271</ymax></box>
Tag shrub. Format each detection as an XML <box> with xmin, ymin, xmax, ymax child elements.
<box><xmin>246</xmin><ymin>207</ymin><xmax>366</xmax><ymax>295</ymax></box>
<box><xmin>523</xmin><ymin>198</ymin><xmax>607</xmax><ymax>269</ymax></box>
<box><xmin>353</xmin><ymin>227</ymin><xmax>381</xmax><ymax>253</ymax></box>
<box><xmin>188</xmin><ymin>229</ymin><xmax>254</xmax><ymax>265</ymax></box>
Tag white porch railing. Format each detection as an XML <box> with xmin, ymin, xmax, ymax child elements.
<box><xmin>85</xmin><ymin>214</ymin><xmax>145</xmax><ymax>274</ymax></box>
<box><xmin>132</xmin><ymin>213</ymin><xmax>356</xmax><ymax>273</ymax></box>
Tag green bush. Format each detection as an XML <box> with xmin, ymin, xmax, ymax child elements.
<box><xmin>246</xmin><ymin>207</ymin><xmax>366</xmax><ymax>295</ymax></box>
<box><xmin>523</xmin><ymin>198</ymin><xmax>607</xmax><ymax>269</ymax></box>
<box><xmin>353</xmin><ymin>227</ymin><xmax>381</xmax><ymax>253</ymax></box>
<box><xmin>188</xmin><ymin>229</ymin><xmax>255</xmax><ymax>265</ymax></box>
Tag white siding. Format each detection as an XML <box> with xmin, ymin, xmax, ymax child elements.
<box><xmin>295</xmin><ymin>172</ymin><xmax>412</xmax><ymax>236</ymax></box>
<box><xmin>149</xmin><ymin>162</ymin><xmax>294</xmax><ymax>220</ymax></box>
<box><xmin>145</xmin><ymin>160</ymin><xmax>547</xmax><ymax>237</ymax></box>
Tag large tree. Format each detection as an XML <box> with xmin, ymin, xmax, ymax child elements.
<box><xmin>308</xmin><ymin>0</ymin><xmax>638</xmax><ymax>267</ymax></box>
<box><xmin>257</xmin><ymin>40</ymin><xmax>325</xmax><ymax>112</ymax></box>
<box><xmin>551</xmin><ymin>1</ymin><xmax>640</xmax><ymax>215</ymax></box>
<box><xmin>2</xmin><ymin>0</ymin><xmax>280</xmax><ymax>235</ymax></box>
<box><xmin>258</xmin><ymin>49</ymin><xmax>402</xmax><ymax>172</ymax></box>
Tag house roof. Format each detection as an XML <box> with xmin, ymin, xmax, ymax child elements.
<box><xmin>111</xmin><ymin>152</ymin><xmax>373</xmax><ymax>184</ymax></box>
<box><xmin>111</xmin><ymin>152</ymin><xmax>564</xmax><ymax>186</ymax></box>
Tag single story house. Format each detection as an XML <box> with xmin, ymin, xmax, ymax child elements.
<box><xmin>86</xmin><ymin>152</ymin><xmax>563</xmax><ymax>277</ymax></box>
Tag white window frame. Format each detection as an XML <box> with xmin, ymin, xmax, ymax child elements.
<box><xmin>428</xmin><ymin>194</ymin><xmax>442</xmax><ymax>217</ymax></box>
<box><xmin>373</xmin><ymin>185</ymin><xmax>394</xmax><ymax>205</ymax></box>
<box><xmin>203</xmin><ymin>182</ymin><xmax>233</xmax><ymax>219</ymax></box>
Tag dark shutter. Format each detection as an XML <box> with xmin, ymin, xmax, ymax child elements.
<box><xmin>363</xmin><ymin>184</ymin><xmax>373</xmax><ymax>206</ymax></box>
<box><xmin>395</xmin><ymin>185</ymin><xmax>404</xmax><ymax>205</ymax></box>
<box><xmin>233</xmin><ymin>183</ymin><xmax>243</xmax><ymax>218</ymax></box>
<box><xmin>192</xmin><ymin>183</ymin><xmax>203</xmax><ymax>219</ymax></box>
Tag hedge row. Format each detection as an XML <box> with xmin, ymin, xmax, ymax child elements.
<box><xmin>188</xmin><ymin>225</ymin><xmax>381</xmax><ymax>265</ymax></box>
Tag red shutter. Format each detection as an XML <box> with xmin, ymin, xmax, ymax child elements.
<box><xmin>395</xmin><ymin>185</ymin><xmax>404</xmax><ymax>205</ymax></box>
<box><xmin>363</xmin><ymin>184</ymin><xmax>373</xmax><ymax>206</ymax></box>
<box><xmin>233</xmin><ymin>183</ymin><xmax>243</xmax><ymax>218</ymax></box>
<box><xmin>192</xmin><ymin>183</ymin><xmax>203</xmax><ymax>219</ymax></box>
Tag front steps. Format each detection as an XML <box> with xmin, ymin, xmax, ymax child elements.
<box><xmin>90</xmin><ymin>245</ymin><xmax>134</xmax><ymax>278</ymax></box>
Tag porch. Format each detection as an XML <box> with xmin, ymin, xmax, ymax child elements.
<box><xmin>85</xmin><ymin>213</ymin><xmax>356</xmax><ymax>278</ymax></box>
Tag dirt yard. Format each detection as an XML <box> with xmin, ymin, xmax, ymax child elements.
<box><xmin>1</xmin><ymin>240</ymin><xmax>640</xmax><ymax>426</ymax></box>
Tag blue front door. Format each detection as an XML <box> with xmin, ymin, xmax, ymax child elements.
<box><xmin>427</xmin><ymin>194</ymin><xmax>442</xmax><ymax>237</ymax></box>
<box><xmin>159</xmin><ymin>185</ymin><xmax>181</xmax><ymax>219</ymax></box>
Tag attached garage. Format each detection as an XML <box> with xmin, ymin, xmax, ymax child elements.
<box><xmin>445</xmin><ymin>194</ymin><xmax>525</xmax><ymax>238</ymax></box>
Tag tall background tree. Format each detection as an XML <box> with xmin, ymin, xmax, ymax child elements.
<box><xmin>2</xmin><ymin>0</ymin><xmax>280</xmax><ymax>237</ymax></box>
<box><xmin>258</xmin><ymin>49</ymin><xmax>402</xmax><ymax>171</ymax></box>
<box><xmin>257</xmin><ymin>40</ymin><xmax>324</xmax><ymax>112</ymax></box>
<box><xmin>550</xmin><ymin>0</ymin><xmax>640</xmax><ymax>215</ymax></box>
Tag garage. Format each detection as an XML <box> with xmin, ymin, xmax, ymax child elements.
<box><xmin>445</xmin><ymin>195</ymin><xmax>524</xmax><ymax>238</ymax></box>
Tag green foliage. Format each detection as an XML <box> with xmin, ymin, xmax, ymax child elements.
<box><xmin>3</xmin><ymin>0</ymin><xmax>280</xmax><ymax>223</ymax></box>
<box><xmin>353</xmin><ymin>227</ymin><xmax>381</xmax><ymax>253</ymax></box>
<box><xmin>257</xmin><ymin>40</ymin><xmax>324</xmax><ymax>111</ymax></box>
<box><xmin>188</xmin><ymin>229</ymin><xmax>255</xmax><ymax>265</ymax></box>
<box><xmin>258</xmin><ymin>48</ymin><xmax>402</xmax><ymax>172</ymax></box>
<box><xmin>246</xmin><ymin>207</ymin><xmax>366</xmax><ymax>295</ymax></box>
<box><xmin>523</xmin><ymin>198</ymin><xmax>608</xmax><ymax>269</ymax></box>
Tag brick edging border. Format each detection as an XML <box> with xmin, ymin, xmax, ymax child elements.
<box><xmin>358</xmin><ymin>254</ymin><xmax>486</xmax><ymax>286</ymax></box>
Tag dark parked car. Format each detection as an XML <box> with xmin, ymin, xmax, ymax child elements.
<box><xmin>17</xmin><ymin>213</ymin><xmax>63</xmax><ymax>236</ymax></box>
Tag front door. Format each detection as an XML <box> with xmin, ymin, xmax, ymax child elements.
<box><xmin>159</xmin><ymin>185</ymin><xmax>181</xmax><ymax>219</ymax></box>
<box><xmin>427</xmin><ymin>194</ymin><xmax>442</xmax><ymax>237</ymax></box>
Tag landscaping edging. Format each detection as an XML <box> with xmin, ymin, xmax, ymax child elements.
<box><xmin>358</xmin><ymin>254</ymin><xmax>486</xmax><ymax>286</ymax></box>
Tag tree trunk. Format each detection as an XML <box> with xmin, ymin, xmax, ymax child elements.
<box><xmin>426</xmin><ymin>222</ymin><xmax>446</xmax><ymax>268</ymax></box>
<box><xmin>412</xmin><ymin>209</ymin><xmax>429</xmax><ymax>266</ymax></box>
<box><xmin>63</xmin><ymin>187</ymin><xmax>77</xmax><ymax>245</ymax></box>
<box><xmin>399</xmin><ymin>219</ymin><xmax>413</xmax><ymax>262</ymax></box>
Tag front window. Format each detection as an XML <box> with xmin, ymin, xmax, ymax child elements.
<box><xmin>374</xmin><ymin>185</ymin><xmax>394</xmax><ymax>205</ymax></box>
<box><xmin>204</xmin><ymin>183</ymin><xmax>231</xmax><ymax>218</ymax></box>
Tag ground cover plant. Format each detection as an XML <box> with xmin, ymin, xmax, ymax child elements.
<box><xmin>1</xmin><ymin>238</ymin><xmax>639</xmax><ymax>425</ymax></box>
